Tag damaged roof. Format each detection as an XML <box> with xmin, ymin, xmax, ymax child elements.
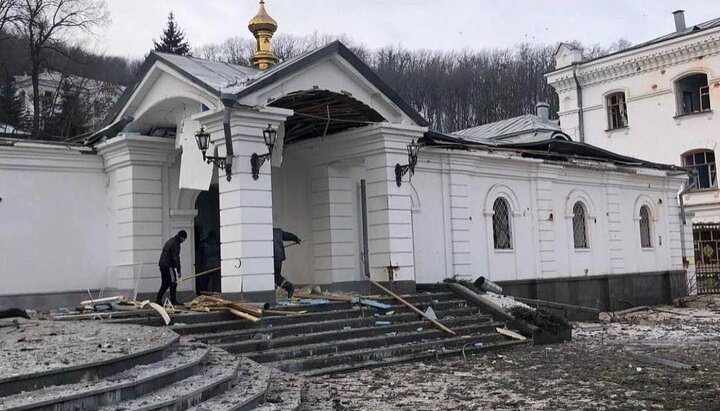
<box><xmin>452</xmin><ymin>114</ymin><xmax>568</xmax><ymax>144</ymax></box>
<box><xmin>102</xmin><ymin>41</ymin><xmax>427</xmax><ymax>129</ymax></box>
<box><xmin>422</xmin><ymin>130</ymin><xmax>685</xmax><ymax>172</ymax></box>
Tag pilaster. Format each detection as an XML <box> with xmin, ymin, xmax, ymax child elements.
<box><xmin>197</xmin><ymin>106</ymin><xmax>293</xmax><ymax>297</ymax></box>
<box><xmin>96</xmin><ymin>135</ymin><xmax>177</xmax><ymax>291</ymax></box>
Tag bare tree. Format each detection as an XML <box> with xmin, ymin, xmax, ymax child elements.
<box><xmin>12</xmin><ymin>0</ymin><xmax>108</xmax><ymax>138</ymax></box>
<box><xmin>0</xmin><ymin>0</ymin><xmax>18</xmax><ymax>40</ymax></box>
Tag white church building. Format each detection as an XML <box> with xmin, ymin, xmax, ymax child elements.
<box><xmin>0</xmin><ymin>2</ymin><xmax>690</xmax><ymax>310</ymax></box>
<box><xmin>546</xmin><ymin>10</ymin><xmax>720</xmax><ymax>293</ymax></box>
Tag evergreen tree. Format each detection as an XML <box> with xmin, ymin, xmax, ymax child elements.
<box><xmin>0</xmin><ymin>75</ymin><xmax>25</xmax><ymax>131</ymax></box>
<box><xmin>153</xmin><ymin>12</ymin><xmax>190</xmax><ymax>55</ymax></box>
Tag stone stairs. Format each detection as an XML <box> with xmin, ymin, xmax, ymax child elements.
<box><xmin>0</xmin><ymin>290</ymin><xmax>529</xmax><ymax>410</ymax></box>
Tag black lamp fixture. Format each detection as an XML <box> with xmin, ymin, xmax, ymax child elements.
<box><xmin>395</xmin><ymin>140</ymin><xmax>421</xmax><ymax>187</ymax></box>
<box><xmin>251</xmin><ymin>124</ymin><xmax>278</xmax><ymax>180</ymax></box>
<box><xmin>195</xmin><ymin>126</ymin><xmax>233</xmax><ymax>181</ymax></box>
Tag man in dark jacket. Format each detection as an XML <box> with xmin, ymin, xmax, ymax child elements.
<box><xmin>156</xmin><ymin>230</ymin><xmax>187</xmax><ymax>305</ymax></box>
<box><xmin>273</xmin><ymin>227</ymin><xmax>300</xmax><ymax>298</ymax></box>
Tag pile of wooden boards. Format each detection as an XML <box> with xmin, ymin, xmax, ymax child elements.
<box><xmin>185</xmin><ymin>295</ymin><xmax>298</xmax><ymax>322</ymax></box>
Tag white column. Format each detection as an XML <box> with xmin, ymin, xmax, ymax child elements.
<box><xmin>197</xmin><ymin>107</ymin><xmax>292</xmax><ymax>298</ymax></box>
<box><xmin>310</xmin><ymin>165</ymin><xmax>357</xmax><ymax>285</ymax></box>
<box><xmin>364</xmin><ymin>125</ymin><xmax>425</xmax><ymax>286</ymax></box>
<box><xmin>97</xmin><ymin>135</ymin><xmax>177</xmax><ymax>292</ymax></box>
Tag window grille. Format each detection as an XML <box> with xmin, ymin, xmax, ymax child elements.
<box><xmin>683</xmin><ymin>150</ymin><xmax>717</xmax><ymax>189</ymax></box>
<box><xmin>572</xmin><ymin>202</ymin><xmax>589</xmax><ymax>249</ymax></box>
<box><xmin>606</xmin><ymin>92</ymin><xmax>628</xmax><ymax>129</ymax></box>
<box><xmin>639</xmin><ymin>205</ymin><xmax>652</xmax><ymax>248</ymax></box>
<box><xmin>492</xmin><ymin>198</ymin><xmax>512</xmax><ymax>250</ymax></box>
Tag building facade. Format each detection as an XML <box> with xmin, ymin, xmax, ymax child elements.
<box><xmin>0</xmin><ymin>2</ymin><xmax>690</xmax><ymax>310</ymax></box>
<box><xmin>546</xmin><ymin>10</ymin><xmax>720</xmax><ymax>292</ymax></box>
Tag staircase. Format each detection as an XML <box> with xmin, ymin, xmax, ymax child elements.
<box><xmin>1</xmin><ymin>291</ymin><xmax>530</xmax><ymax>410</ymax></box>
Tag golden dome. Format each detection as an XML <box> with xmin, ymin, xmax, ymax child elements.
<box><xmin>248</xmin><ymin>0</ymin><xmax>278</xmax><ymax>33</ymax></box>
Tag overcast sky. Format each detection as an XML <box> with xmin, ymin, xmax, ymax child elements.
<box><xmin>96</xmin><ymin>1</ymin><xmax>720</xmax><ymax>59</ymax></box>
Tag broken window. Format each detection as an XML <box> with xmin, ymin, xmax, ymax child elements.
<box><xmin>676</xmin><ymin>73</ymin><xmax>711</xmax><ymax>115</ymax></box>
<box><xmin>492</xmin><ymin>198</ymin><xmax>512</xmax><ymax>250</ymax></box>
<box><xmin>639</xmin><ymin>205</ymin><xmax>652</xmax><ymax>248</ymax></box>
<box><xmin>683</xmin><ymin>150</ymin><xmax>717</xmax><ymax>189</ymax></box>
<box><xmin>572</xmin><ymin>201</ymin><xmax>589</xmax><ymax>249</ymax></box>
<box><xmin>606</xmin><ymin>92</ymin><xmax>628</xmax><ymax>129</ymax></box>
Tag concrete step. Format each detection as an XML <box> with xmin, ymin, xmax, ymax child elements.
<box><xmin>174</xmin><ymin>300</ymin><xmax>471</xmax><ymax>336</ymax></box>
<box><xmin>247</xmin><ymin>323</ymin><xmax>506</xmax><ymax>364</ymax></box>
<box><xmin>269</xmin><ymin>333</ymin><xmax>507</xmax><ymax>373</ymax></box>
<box><xmin>0</xmin><ymin>333</ymin><xmax>180</xmax><ymax>398</ymax></box>
<box><xmin>97</xmin><ymin>347</ymin><xmax>239</xmax><ymax>411</ymax></box>
<box><xmin>188</xmin><ymin>357</ymin><xmax>272</xmax><ymax>411</ymax></box>
<box><xmin>300</xmin><ymin>338</ymin><xmax>532</xmax><ymax>377</ymax></box>
<box><xmin>252</xmin><ymin>369</ymin><xmax>304</xmax><ymax>411</ymax></box>
<box><xmin>219</xmin><ymin>314</ymin><xmax>496</xmax><ymax>354</ymax></box>
<box><xmin>0</xmin><ymin>338</ymin><xmax>209</xmax><ymax>411</ymax></box>
<box><xmin>193</xmin><ymin>307</ymin><xmax>480</xmax><ymax>344</ymax></box>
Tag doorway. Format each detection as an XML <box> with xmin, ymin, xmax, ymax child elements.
<box><xmin>194</xmin><ymin>184</ymin><xmax>221</xmax><ymax>294</ymax></box>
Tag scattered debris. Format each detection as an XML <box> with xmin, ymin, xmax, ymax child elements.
<box><xmin>495</xmin><ymin>327</ymin><xmax>527</xmax><ymax>341</ymax></box>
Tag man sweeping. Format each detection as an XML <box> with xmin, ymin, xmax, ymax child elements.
<box><xmin>273</xmin><ymin>227</ymin><xmax>300</xmax><ymax>298</ymax></box>
<box><xmin>156</xmin><ymin>230</ymin><xmax>187</xmax><ymax>305</ymax></box>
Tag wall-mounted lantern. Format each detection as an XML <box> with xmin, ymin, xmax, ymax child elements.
<box><xmin>251</xmin><ymin>124</ymin><xmax>278</xmax><ymax>180</ymax></box>
<box><xmin>395</xmin><ymin>140</ymin><xmax>421</xmax><ymax>187</ymax></box>
<box><xmin>195</xmin><ymin>126</ymin><xmax>233</xmax><ymax>181</ymax></box>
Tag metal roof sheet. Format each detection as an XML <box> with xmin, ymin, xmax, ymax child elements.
<box><xmin>452</xmin><ymin>114</ymin><xmax>564</xmax><ymax>143</ymax></box>
<box><xmin>154</xmin><ymin>52</ymin><xmax>259</xmax><ymax>94</ymax></box>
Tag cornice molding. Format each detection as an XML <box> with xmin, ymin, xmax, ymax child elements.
<box><xmin>548</xmin><ymin>31</ymin><xmax>720</xmax><ymax>92</ymax></box>
<box><xmin>96</xmin><ymin>134</ymin><xmax>177</xmax><ymax>172</ymax></box>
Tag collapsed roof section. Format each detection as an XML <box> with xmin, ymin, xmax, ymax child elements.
<box><xmin>422</xmin><ymin>130</ymin><xmax>686</xmax><ymax>173</ymax></box>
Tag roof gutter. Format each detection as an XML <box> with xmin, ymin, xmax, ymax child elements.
<box><xmin>572</xmin><ymin>63</ymin><xmax>585</xmax><ymax>143</ymax></box>
<box><xmin>220</xmin><ymin>93</ymin><xmax>236</xmax><ymax>181</ymax></box>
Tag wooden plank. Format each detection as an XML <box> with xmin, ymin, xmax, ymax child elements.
<box><xmin>227</xmin><ymin>308</ymin><xmax>260</xmax><ymax>322</ymax></box>
<box><xmin>370</xmin><ymin>280</ymin><xmax>456</xmax><ymax>336</ymax></box>
<box><xmin>293</xmin><ymin>292</ymin><xmax>353</xmax><ymax>302</ymax></box>
<box><xmin>263</xmin><ymin>309</ymin><xmax>305</xmax><ymax>316</ymax></box>
<box><xmin>201</xmin><ymin>295</ymin><xmax>264</xmax><ymax>317</ymax></box>
<box><xmin>496</xmin><ymin>327</ymin><xmax>527</xmax><ymax>341</ymax></box>
<box><xmin>615</xmin><ymin>305</ymin><xmax>650</xmax><ymax>316</ymax></box>
<box><xmin>178</xmin><ymin>267</ymin><xmax>221</xmax><ymax>283</ymax></box>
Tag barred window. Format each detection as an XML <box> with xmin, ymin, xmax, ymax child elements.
<box><xmin>639</xmin><ymin>206</ymin><xmax>652</xmax><ymax>248</ymax></box>
<box><xmin>492</xmin><ymin>198</ymin><xmax>512</xmax><ymax>250</ymax></box>
<box><xmin>572</xmin><ymin>202</ymin><xmax>589</xmax><ymax>249</ymax></box>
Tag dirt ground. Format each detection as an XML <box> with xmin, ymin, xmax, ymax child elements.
<box><xmin>302</xmin><ymin>295</ymin><xmax>720</xmax><ymax>411</ymax></box>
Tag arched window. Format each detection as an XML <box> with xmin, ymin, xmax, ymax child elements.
<box><xmin>572</xmin><ymin>201</ymin><xmax>589</xmax><ymax>249</ymax></box>
<box><xmin>639</xmin><ymin>205</ymin><xmax>652</xmax><ymax>248</ymax></box>
<box><xmin>676</xmin><ymin>73</ymin><xmax>710</xmax><ymax>115</ymax></box>
<box><xmin>492</xmin><ymin>198</ymin><xmax>512</xmax><ymax>250</ymax></box>
<box><xmin>606</xmin><ymin>92</ymin><xmax>628</xmax><ymax>129</ymax></box>
<box><xmin>683</xmin><ymin>150</ymin><xmax>716</xmax><ymax>189</ymax></box>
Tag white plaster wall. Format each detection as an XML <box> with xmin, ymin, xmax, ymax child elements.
<box><xmin>409</xmin><ymin>149</ymin><xmax>685</xmax><ymax>284</ymax></box>
<box><xmin>0</xmin><ymin>145</ymin><xmax>108</xmax><ymax>295</ymax></box>
<box><xmin>547</xmin><ymin>28</ymin><xmax>720</xmax><ymax>223</ymax></box>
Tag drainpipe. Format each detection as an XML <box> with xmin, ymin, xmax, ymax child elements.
<box><xmin>678</xmin><ymin>171</ymin><xmax>697</xmax><ymax>263</ymax></box>
<box><xmin>219</xmin><ymin>93</ymin><xmax>236</xmax><ymax>181</ymax></box>
<box><xmin>572</xmin><ymin>64</ymin><xmax>585</xmax><ymax>143</ymax></box>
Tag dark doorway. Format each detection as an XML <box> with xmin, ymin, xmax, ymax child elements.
<box><xmin>194</xmin><ymin>184</ymin><xmax>221</xmax><ymax>294</ymax></box>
